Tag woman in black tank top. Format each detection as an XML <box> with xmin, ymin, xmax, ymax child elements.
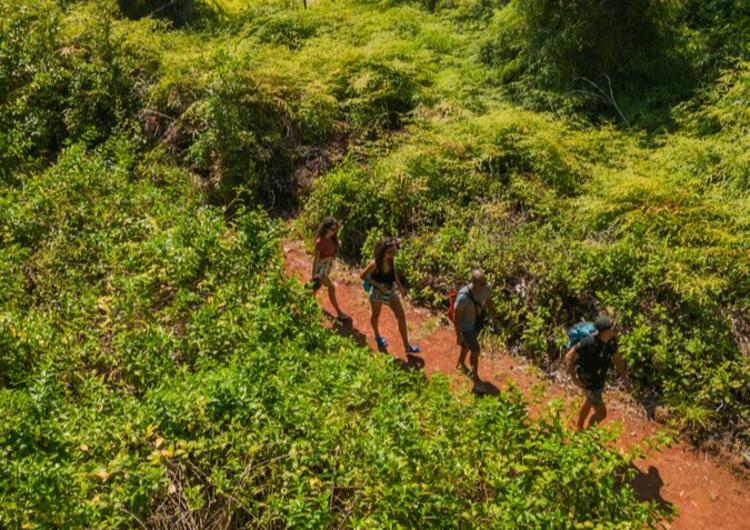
<box><xmin>370</xmin><ymin>263</ymin><xmax>396</xmax><ymax>288</ymax></box>
<box><xmin>360</xmin><ymin>238</ymin><xmax>420</xmax><ymax>354</ymax></box>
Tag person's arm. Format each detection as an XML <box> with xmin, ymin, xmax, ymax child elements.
<box><xmin>311</xmin><ymin>247</ymin><xmax>320</xmax><ymax>279</ymax></box>
<box><xmin>485</xmin><ymin>296</ymin><xmax>500</xmax><ymax>327</ymax></box>
<box><xmin>613</xmin><ymin>351</ymin><xmax>632</xmax><ymax>390</ymax></box>
<box><xmin>395</xmin><ymin>270</ymin><xmax>406</xmax><ymax>296</ymax></box>
<box><xmin>453</xmin><ymin>305</ymin><xmax>465</xmax><ymax>345</ymax></box>
<box><xmin>361</xmin><ymin>261</ymin><xmax>387</xmax><ymax>293</ymax></box>
<box><xmin>360</xmin><ymin>260</ymin><xmax>375</xmax><ymax>281</ymax></box>
<box><xmin>565</xmin><ymin>347</ymin><xmax>583</xmax><ymax>388</ymax></box>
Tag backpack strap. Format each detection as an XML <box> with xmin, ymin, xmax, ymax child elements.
<box><xmin>466</xmin><ymin>287</ymin><xmax>483</xmax><ymax>314</ymax></box>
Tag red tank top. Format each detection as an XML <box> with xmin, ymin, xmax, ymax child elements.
<box><xmin>315</xmin><ymin>237</ymin><xmax>337</xmax><ymax>258</ymax></box>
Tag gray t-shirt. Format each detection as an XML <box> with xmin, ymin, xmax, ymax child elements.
<box><xmin>454</xmin><ymin>284</ymin><xmax>493</xmax><ymax>332</ymax></box>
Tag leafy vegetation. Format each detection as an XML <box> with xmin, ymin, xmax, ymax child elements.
<box><xmin>479</xmin><ymin>0</ymin><xmax>692</xmax><ymax>119</ymax></box>
<box><xmin>118</xmin><ymin>0</ymin><xmax>216</xmax><ymax>27</ymax></box>
<box><xmin>1</xmin><ymin>0</ymin><xmax>747</xmax><ymax>525</ymax></box>
<box><xmin>0</xmin><ymin>137</ymin><xmax>667</xmax><ymax>527</ymax></box>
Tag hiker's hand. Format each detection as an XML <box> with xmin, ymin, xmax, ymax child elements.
<box><xmin>398</xmin><ymin>285</ymin><xmax>406</xmax><ymax>296</ymax></box>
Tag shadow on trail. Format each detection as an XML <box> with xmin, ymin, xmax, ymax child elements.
<box><xmin>394</xmin><ymin>354</ymin><xmax>426</xmax><ymax>372</ymax></box>
<box><xmin>473</xmin><ymin>380</ymin><xmax>501</xmax><ymax>397</ymax></box>
<box><xmin>324</xmin><ymin>310</ymin><xmax>426</xmax><ymax>373</ymax></box>
<box><xmin>326</xmin><ymin>311</ymin><xmax>367</xmax><ymax>347</ymax></box>
<box><xmin>630</xmin><ymin>464</ymin><xmax>674</xmax><ymax>514</ymax></box>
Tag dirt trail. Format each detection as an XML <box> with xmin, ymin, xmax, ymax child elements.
<box><xmin>284</xmin><ymin>240</ymin><xmax>750</xmax><ymax>530</ymax></box>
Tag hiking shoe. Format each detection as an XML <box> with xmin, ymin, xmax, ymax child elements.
<box><xmin>405</xmin><ymin>345</ymin><xmax>421</xmax><ymax>355</ymax></box>
<box><xmin>375</xmin><ymin>335</ymin><xmax>388</xmax><ymax>348</ymax></box>
<box><xmin>456</xmin><ymin>364</ymin><xmax>472</xmax><ymax>377</ymax></box>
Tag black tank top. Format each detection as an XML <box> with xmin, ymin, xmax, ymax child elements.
<box><xmin>371</xmin><ymin>263</ymin><xmax>396</xmax><ymax>287</ymax></box>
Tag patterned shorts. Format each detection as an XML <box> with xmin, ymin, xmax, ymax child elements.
<box><xmin>369</xmin><ymin>285</ymin><xmax>396</xmax><ymax>303</ymax></box>
<box><xmin>314</xmin><ymin>258</ymin><xmax>333</xmax><ymax>279</ymax></box>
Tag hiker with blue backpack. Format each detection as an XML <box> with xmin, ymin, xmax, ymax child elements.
<box><xmin>565</xmin><ymin>315</ymin><xmax>631</xmax><ymax>430</ymax></box>
<box><xmin>452</xmin><ymin>269</ymin><xmax>500</xmax><ymax>389</ymax></box>
<box><xmin>360</xmin><ymin>238</ymin><xmax>421</xmax><ymax>355</ymax></box>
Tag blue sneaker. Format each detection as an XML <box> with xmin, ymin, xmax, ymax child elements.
<box><xmin>405</xmin><ymin>345</ymin><xmax>421</xmax><ymax>355</ymax></box>
<box><xmin>375</xmin><ymin>335</ymin><xmax>388</xmax><ymax>348</ymax></box>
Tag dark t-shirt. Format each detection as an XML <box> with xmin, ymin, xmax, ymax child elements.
<box><xmin>574</xmin><ymin>335</ymin><xmax>617</xmax><ymax>390</ymax></box>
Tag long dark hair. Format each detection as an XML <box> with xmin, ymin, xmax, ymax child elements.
<box><xmin>316</xmin><ymin>217</ymin><xmax>339</xmax><ymax>249</ymax></box>
<box><xmin>373</xmin><ymin>237</ymin><xmax>399</xmax><ymax>272</ymax></box>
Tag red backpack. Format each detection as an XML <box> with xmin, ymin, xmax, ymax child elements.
<box><xmin>447</xmin><ymin>289</ymin><xmax>458</xmax><ymax>321</ymax></box>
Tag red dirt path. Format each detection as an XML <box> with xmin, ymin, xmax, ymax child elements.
<box><xmin>284</xmin><ymin>240</ymin><xmax>750</xmax><ymax>529</ymax></box>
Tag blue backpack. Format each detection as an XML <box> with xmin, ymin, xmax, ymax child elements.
<box><xmin>566</xmin><ymin>321</ymin><xmax>596</xmax><ymax>351</ymax></box>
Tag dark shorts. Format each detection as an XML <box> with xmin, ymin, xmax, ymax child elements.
<box><xmin>575</xmin><ymin>367</ymin><xmax>605</xmax><ymax>405</ymax></box>
<box><xmin>460</xmin><ymin>330</ymin><xmax>480</xmax><ymax>353</ymax></box>
<box><xmin>583</xmin><ymin>387</ymin><xmax>604</xmax><ymax>406</ymax></box>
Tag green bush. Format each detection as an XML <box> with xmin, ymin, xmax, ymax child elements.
<box><xmin>118</xmin><ymin>0</ymin><xmax>216</xmax><ymax>27</ymax></box>
<box><xmin>333</xmin><ymin>58</ymin><xmax>420</xmax><ymax>135</ymax></box>
<box><xmin>0</xmin><ymin>0</ymin><xmax>159</xmax><ymax>179</ymax></box>
<box><xmin>480</xmin><ymin>0</ymin><xmax>694</xmax><ymax>125</ymax></box>
<box><xmin>182</xmin><ymin>55</ymin><xmax>293</xmax><ymax>205</ymax></box>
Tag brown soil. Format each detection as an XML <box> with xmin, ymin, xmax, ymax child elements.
<box><xmin>284</xmin><ymin>240</ymin><xmax>750</xmax><ymax>530</ymax></box>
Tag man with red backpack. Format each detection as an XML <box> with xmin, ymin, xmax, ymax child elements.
<box><xmin>452</xmin><ymin>269</ymin><xmax>499</xmax><ymax>391</ymax></box>
<box><xmin>565</xmin><ymin>315</ymin><xmax>631</xmax><ymax>430</ymax></box>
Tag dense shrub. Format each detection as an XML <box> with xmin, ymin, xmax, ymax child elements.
<box><xmin>182</xmin><ymin>56</ymin><xmax>294</xmax><ymax>205</ymax></box>
<box><xmin>333</xmin><ymin>58</ymin><xmax>420</xmax><ymax>135</ymax></box>
<box><xmin>479</xmin><ymin>0</ymin><xmax>695</xmax><ymax>125</ymax></box>
<box><xmin>0</xmin><ymin>0</ymin><xmax>159</xmax><ymax>179</ymax></box>
<box><xmin>247</xmin><ymin>5</ymin><xmax>325</xmax><ymax>49</ymax></box>
<box><xmin>118</xmin><ymin>0</ymin><xmax>216</xmax><ymax>27</ymax></box>
<box><xmin>678</xmin><ymin>0</ymin><xmax>750</xmax><ymax>74</ymax></box>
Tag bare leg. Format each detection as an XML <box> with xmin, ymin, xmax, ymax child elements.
<box><xmin>588</xmin><ymin>401</ymin><xmax>607</xmax><ymax>428</ymax></box>
<box><xmin>469</xmin><ymin>348</ymin><xmax>481</xmax><ymax>383</ymax></box>
<box><xmin>388</xmin><ymin>296</ymin><xmax>412</xmax><ymax>350</ymax></box>
<box><xmin>577</xmin><ymin>398</ymin><xmax>594</xmax><ymax>430</ymax></box>
<box><xmin>457</xmin><ymin>344</ymin><xmax>469</xmax><ymax>370</ymax></box>
<box><xmin>320</xmin><ymin>276</ymin><xmax>347</xmax><ymax>318</ymax></box>
<box><xmin>369</xmin><ymin>300</ymin><xmax>383</xmax><ymax>338</ymax></box>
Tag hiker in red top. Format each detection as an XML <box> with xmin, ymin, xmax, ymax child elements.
<box><xmin>311</xmin><ymin>217</ymin><xmax>349</xmax><ymax>321</ymax></box>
